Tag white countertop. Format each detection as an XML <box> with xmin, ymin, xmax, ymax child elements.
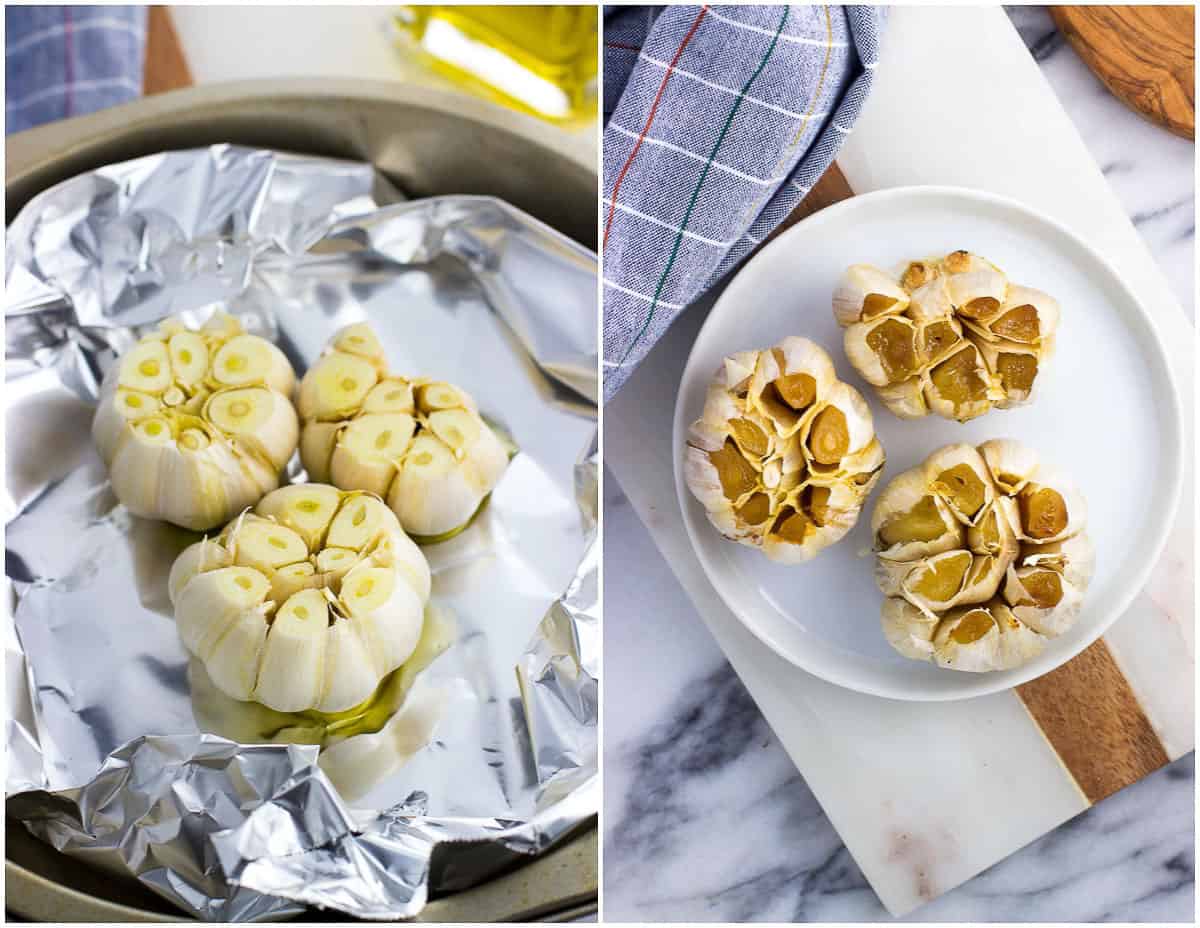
<box><xmin>602</xmin><ymin>6</ymin><xmax>1194</xmax><ymax>922</ymax></box>
<box><xmin>168</xmin><ymin>5</ymin><xmax>597</xmax><ymax>166</ymax></box>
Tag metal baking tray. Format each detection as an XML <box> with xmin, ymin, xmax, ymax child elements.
<box><xmin>4</xmin><ymin>77</ymin><xmax>597</xmax><ymax>923</ymax></box>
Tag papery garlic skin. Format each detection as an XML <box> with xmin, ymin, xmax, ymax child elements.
<box><xmin>684</xmin><ymin>337</ymin><xmax>884</xmax><ymax>563</ymax></box>
<box><xmin>833</xmin><ymin>251</ymin><xmax>1060</xmax><ymax>421</ymax></box>
<box><xmin>169</xmin><ymin>486</ymin><xmax>430</xmax><ymax>713</ymax></box>
<box><xmin>871</xmin><ymin>440</ymin><xmax>1092</xmax><ymax>672</ymax></box>
<box><xmin>297</xmin><ymin>324</ymin><xmax>509</xmax><ymax>541</ymax></box>
<box><xmin>92</xmin><ymin>312</ymin><xmax>299</xmax><ymax>530</ymax></box>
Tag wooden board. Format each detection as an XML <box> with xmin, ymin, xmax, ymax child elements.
<box><xmin>143</xmin><ymin>6</ymin><xmax>193</xmax><ymax>95</ymax></box>
<box><xmin>1050</xmin><ymin>5</ymin><xmax>1194</xmax><ymax>139</ymax></box>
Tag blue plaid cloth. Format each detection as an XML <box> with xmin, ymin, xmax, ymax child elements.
<box><xmin>602</xmin><ymin>4</ymin><xmax>886</xmax><ymax>399</ymax></box>
<box><xmin>6</xmin><ymin>6</ymin><xmax>146</xmax><ymax>135</ymax></box>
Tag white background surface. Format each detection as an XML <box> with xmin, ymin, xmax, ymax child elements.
<box><xmin>604</xmin><ymin>5</ymin><xmax>1194</xmax><ymax>922</ymax></box>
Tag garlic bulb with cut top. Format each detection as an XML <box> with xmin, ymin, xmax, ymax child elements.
<box><xmin>834</xmin><ymin>251</ymin><xmax>1059</xmax><ymax>422</ymax></box>
<box><xmin>169</xmin><ymin>486</ymin><xmax>431</xmax><ymax>713</ymax></box>
<box><xmin>92</xmin><ymin>311</ymin><xmax>299</xmax><ymax>531</ymax></box>
<box><xmin>872</xmin><ymin>439</ymin><xmax>1092</xmax><ymax>672</ymax></box>
<box><xmin>297</xmin><ymin>324</ymin><xmax>510</xmax><ymax>542</ymax></box>
<box><xmin>684</xmin><ymin>337</ymin><xmax>885</xmax><ymax>563</ymax></box>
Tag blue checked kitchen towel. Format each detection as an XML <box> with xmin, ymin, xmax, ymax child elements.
<box><xmin>602</xmin><ymin>5</ymin><xmax>886</xmax><ymax>399</ymax></box>
<box><xmin>6</xmin><ymin>6</ymin><xmax>147</xmax><ymax>135</ymax></box>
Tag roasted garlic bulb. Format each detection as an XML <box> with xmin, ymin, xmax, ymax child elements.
<box><xmin>93</xmin><ymin>312</ymin><xmax>299</xmax><ymax>530</ymax></box>
<box><xmin>298</xmin><ymin>324</ymin><xmax>510</xmax><ymax>542</ymax></box>
<box><xmin>834</xmin><ymin>251</ymin><xmax>1059</xmax><ymax>421</ymax></box>
<box><xmin>169</xmin><ymin>485</ymin><xmax>431</xmax><ymax>713</ymax></box>
<box><xmin>684</xmin><ymin>337</ymin><xmax>885</xmax><ymax>563</ymax></box>
<box><xmin>873</xmin><ymin>440</ymin><xmax>1092</xmax><ymax>672</ymax></box>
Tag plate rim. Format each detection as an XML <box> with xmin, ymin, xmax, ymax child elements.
<box><xmin>671</xmin><ymin>183</ymin><xmax>1186</xmax><ymax>702</ymax></box>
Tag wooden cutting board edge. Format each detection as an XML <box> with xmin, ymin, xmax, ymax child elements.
<box><xmin>1050</xmin><ymin>5</ymin><xmax>1195</xmax><ymax>140</ymax></box>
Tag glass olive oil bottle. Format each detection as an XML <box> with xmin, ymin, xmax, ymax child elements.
<box><xmin>394</xmin><ymin>5</ymin><xmax>597</xmax><ymax>123</ymax></box>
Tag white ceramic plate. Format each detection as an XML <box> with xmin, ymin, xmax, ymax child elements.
<box><xmin>673</xmin><ymin>186</ymin><xmax>1184</xmax><ymax>701</ymax></box>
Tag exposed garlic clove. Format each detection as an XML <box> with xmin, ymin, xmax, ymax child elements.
<box><xmin>1002</xmin><ymin>563</ymin><xmax>1085</xmax><ymax>639</ymax></box>
<box><xmin>332</xmin><ymin>323</ymin><xmax>388</xmax><ymax>372</ymax></box>
<box><xmin>297</xmin><ymin>352</ymin><xmax>380</xmax><ymax>422</ymax></box>
<box><xmin>976</xmin><ymin>338</ymin><xmax>1041</xmax><ymax>408</ymax></box>
<box><xmin>833</xmin><ymin>265</ymin><xmax>910</xmax><ymax>327</ymax></box>
<box><xmin>982</xmin><ymin>286</ymin><xmax>1059</xmax><ymax>345</ymax></box>
<box><xmin>916</xmin><ymin>315</ymin><xmax>964</xmax><ymax>368</ymax></box>
<box><xmin>270</xmin><ymin>561</ymin><xmax>322</xmax><ymax>604</ymax></box>
<box><xmin>761</xmin><ymin>478</ymin><xmax>867</xmax><ymax>564</ymax></box>
<box><xmin>92</xmin><ymin>312</ymin><xmax>300</xmax><ymax>530</ymax></box>
<box><xmin>871</xmin><ymin>468</ymin><xmax>962</xmax><ymax>561</ymax></box>
<box><xmin>330</xmin><ymin>412</ymin><xmax>416</xmax><ymax>498</ymax></box>
<box><xmin>362</xmin><ymin>379</ymin><xmax>416</xmax><ymax>415</ymax></box>
<box><xmin>798</xmin><ymin>381</ymin><xmax>875</xmax><ymax>472</ymax></box>
<box><xmin>388</xmin><ymin>435</ymin><xmax>488</xmax><ymax>538</ymax></box>
<box><xmin>922</xmin><ymin>444</ymin><xmax>994</xmax><ymax>526</ymax></box>
<box><xmin>173</xmin><ymin>565</ymin><xmax>272</xmax><ymax>659</ymax></box>
<box><xmin>931</xmin><ymin>605</ymin><xmax>1004</xmax><ymax>672</ymax></box>
<box><xmin>204</xmin><ymin>385</ymin><xmax>299</xmax><ymax>471</ymax></box>
<box><xmin>945</xmin><ymin>269</ymin><xmax>1009</xmax><ymax>324</ymax></box>
<box><xmin>1020</xmin><ymin>532</ymin><xmax>1096</xmax><ymax>590</ymax></box>
<box><xmin>900</xmin><ymin>549</ymin><xmax>975</xmax><ymax>612</ymax></box>
<box><xmin>1012</xmin><ymin>466</ymin><xmax>1087</xmax><ymax>545</ymax></box>
<box><xmin>924</xmin><ymin>343</ymin><xmax>995</xmax><ymax>422</ymax></box>
<box><xmin>843</xmin><ymin>316</ymin><xmax>921</xmax><ymax>387</ymax></box>
<box><xmin>253</xmin><ymin>483</ymin><xmax>343</xmax><ymax>550</ymax></box>
<box><xmin>200</xmin><ymin>310</ymin><xmax>244</xmax><ymax>339</ymax></box>
<box><xmin>222</xmin><ymin>514</ymin><xmax>309</xmax><ymax>576</ymax></box>
<box><xmin>340</xmin><ymin>564</ymin><xmax>425</xmax><ymax>672</ymax></box>
<box><xmin>747</xmin><ymin>337</ymin><xmax>836</xmax><ymax>437</ymax></box>
<box><xmin>210</xmin><ymin>333</ymin><xmax>296</xmax><ymax>397</ymax></box>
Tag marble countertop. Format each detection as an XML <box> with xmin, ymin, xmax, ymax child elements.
<box><xmin>602</xmin><ymin>7</ymin><xmax>1195</xmax><ymax>922</ymax></box>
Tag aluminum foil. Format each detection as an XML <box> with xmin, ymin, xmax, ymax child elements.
<box><xmin>4</xmin><ymin>144</ymin><xmax>598</xmax><ymax>920</ymax></box>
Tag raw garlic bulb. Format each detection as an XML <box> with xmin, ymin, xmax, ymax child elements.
<box><xmin>834</xmin><ymin>252</ymin><xmax>1059</xmax><ymax>422</ymax></box>
<box><xmin>297</xmin><ymin>324</ymin><xmax>510</xmax><ymax>542</ymax></box>
<box><xmin>169</xmin><ymin>485</ymin><xmax>431</xmax><ymax>713</ymax></box>
<box><xmin>92</xmin><ymin>311</ymin><xmax>299</xmax><ymax>530</ymax></box>
<box><xmin>872</xmin><ymin>439</ymin><xmax>1092</xmax><ymax>672</ymax></box>
<box><xmin>684</xmin><ymin>337</ymin><xmax>885</xmax><ymax>563</ymax></box>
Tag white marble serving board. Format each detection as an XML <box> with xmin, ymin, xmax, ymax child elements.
<box><xmin>604</xmin><ymin>6</ymin><xmax>1194</xmax><ymax>917</ymax></box>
